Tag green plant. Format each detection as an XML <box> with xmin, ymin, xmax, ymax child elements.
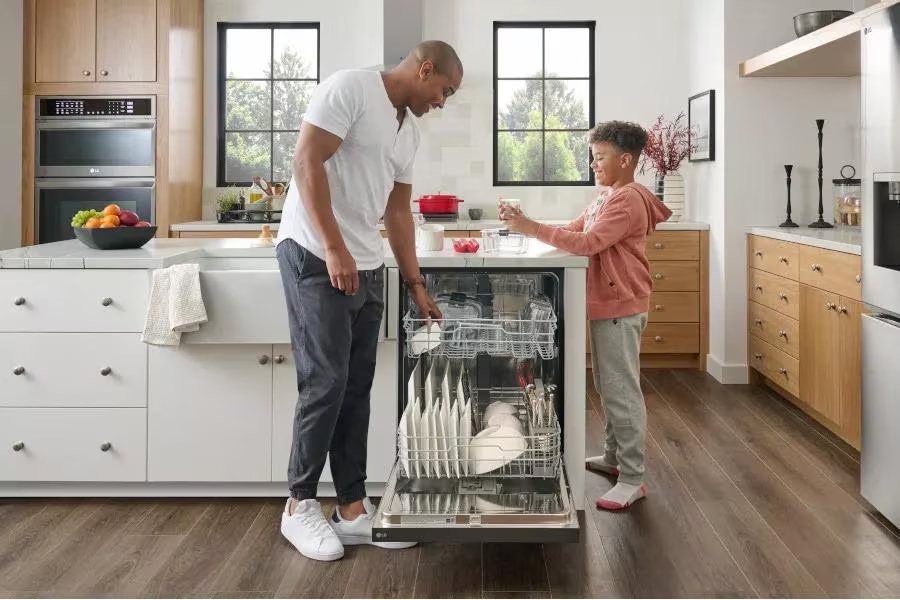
<box><xmin>216</xmin><ymin>187</ymin><xmax>241</xmax><ymax>213</ymax></box>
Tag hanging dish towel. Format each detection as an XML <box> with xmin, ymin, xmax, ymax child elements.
<box><xmin>141</xmin><ymin>263</ymin><xmax>208</xmax><ymax>345</ymax></box>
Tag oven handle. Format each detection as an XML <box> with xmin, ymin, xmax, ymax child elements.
<box><xmin>36</xmin><ymin>120</ymin><xmax>156</xmax><ymax>130</ymax></box>
<box><xmin>35</xmin><ymin>178</ymin><xmax>156</xmax><ymax>189</ymax></box>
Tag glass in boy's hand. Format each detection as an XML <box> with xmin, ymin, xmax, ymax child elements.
<box><xmin>498</xmin><ymin>203</ymin><xmax>539</xmax><ymax>236</ymax></box>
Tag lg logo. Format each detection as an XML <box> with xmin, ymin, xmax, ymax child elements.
<box><xmin>89</xmin><ymin>168</ymin><xmax>101</xmax><ymax>175</ymax></box>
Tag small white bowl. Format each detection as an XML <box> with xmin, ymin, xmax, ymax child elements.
<box><xmin>408</xmin><ymin>322</ymin><xmax>443</xmax><ymax>355</ymax></box>
<box><xmin>469</xmin><ymin>425</ymin><xmax>526</xmax><ymax>475</ymax></box>
<box><xmin>487</xmin><ymin>412</ymin><xmax>524</xmax><ymax>434</ymax></box>
<box><xmin>482</xmin><ymin>401</ymin><xmax>517</xmax><ymax>427</ymax></box>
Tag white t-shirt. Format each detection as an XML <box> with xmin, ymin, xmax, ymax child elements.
<box><xmin>277</xmin><ymin>69</ymin><xmax>420</xmax><ymax>270</ymax></box>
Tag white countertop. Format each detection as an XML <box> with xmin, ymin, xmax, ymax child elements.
<box><xmin>0</xmin><ymin>238</ymin><xmax>589</xmax><ymax>270</ymax></box>
<box><xmin>747</xmin><ymin>226</ymin><xmax>862</xmax><ymax>255</ymax></box>
<box><xmin>171</xmin><ymin>219</ymin><xmax>710</xmax><ymax>232</ymax></box>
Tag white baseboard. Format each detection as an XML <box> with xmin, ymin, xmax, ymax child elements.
<box><xmin>706</xmin><ymin>354</ymin><xmax>749</xmax><ymax>384</ymax></box>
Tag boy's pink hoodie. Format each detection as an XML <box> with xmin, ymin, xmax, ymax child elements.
<box><xmin>535</xmin><ymin>182</ymin><xmax>672</xmax><ymax>320</ymax></box>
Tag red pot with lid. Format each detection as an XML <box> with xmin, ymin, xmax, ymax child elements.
<box><xmin>415</xmin><ymin>193</ymin><xmax>464</xmax><ymax>213</ymax></box>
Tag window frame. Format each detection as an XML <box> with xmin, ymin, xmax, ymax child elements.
<box><xmin>216</xmin><ymin>21</ymin><xmax>321</xmax><ymax>187</ymax></box>
<box><xmin>493</xmin><ymin>21</ymin><xmax>596</xmax><ymax>187</ymax></box>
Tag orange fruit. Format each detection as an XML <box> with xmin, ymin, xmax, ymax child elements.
<box><xmin>102</xmin><ymin>214</ymin><xmax>120</xmax><ymax>227</ymax></box>
<box><xmin>102</xmin><ymin>204</ymin><xmax>121</xmax><ymax>217</ymax></box>
<box><xmin>99</xmin><ymin>221</ymin><xmax>117</xmax><ymax>228</ymax></box>
<box><xmin>84</xmin><ymin>217</ymin><xmax>102</xmax><ymax>229</ymax></box>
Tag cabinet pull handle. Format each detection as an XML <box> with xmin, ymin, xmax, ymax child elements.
<box><xmin>839</xmin><ymin>306</ymin><xmax>848</xmax><ymax>314</ymax></box>
<box><xmin>13</xmin><ymin>366</ymin><xmax>25</xmax><ymax>376</ymax></box>
<box><xmin>274</xmin><ymin>354</ymin><xmax>285</xmax><ymax>364</ymax></box>
<box><xmin>778</xmin><ymin>330</ymin><xmax>788</xmax><ymax>339</ymax></box>
<box><xmin>778</xmin><ymin>256</ymin><xmax>788</xmax><ymax>264</ymax></box>
<box><xmin>754</xmin><ymin>352</ymin><xmax>763</xmax><ymax>360</ymax></box>
<box><xmin>100</xmin><ymin>442</ymin><xmax>112</xmax><ymax>452</ymax></box>
<box><xmin>100</xmin><ymin>366</ymin><xmax>112</xmax><ymax>376</ymax></box>
<box><xmin>100</xmin><ymin>70</ymin><xmax>109</xmax><ymax>76</ymax></box>
<box><xmin>654</xmin><ymin>242</ymin><xmax>664</xmax><ymax>249</ymax></box>
<box><xmin>13</xmin><ymin>297</ymin><xmax>25</xmax><ymax>306</ymax></box>
<box><xmin>654</xmin><ymin>304</ymin><xmax>664</xmax><ymax>311</ymax></box>
<box><xmin>12</xmin><ymin>441</ymin><xmax>25</xmax><ymax>452</ymax></box>
<box><xmin>654</xmin><ymin>335</ymin><xmax>664</xmax><ymax>342</ymax></box>
<box><xmin>811</xmin><ymin>263</ymin><xmax>822</xmax><ymax>272</ymax></box>
<box><xmin>778</xmin><ymin>368</ymin><xmax>788</xmax><ymax>376</ymax></box>
<box><xmin>653</xmin><ymin>273</ymin><xmax>664</xmax><ymax>280</ymax></box>
<box><xmin>82</xmin><ymin>69</ymin><xmax>91</xmax><ymax>76</ymax></box>
<box><xmin>101</xmin><ymin>297</ymin><xmax>113</xmax><ymax>306</ymax></box>
<box><xmin>825</xmin><ymin>302</ymin><xmax>836</xmax><ymax>311</ymax></box>
<box><xmin>754</xmin><ymin>318</ymin><xmax>763</xmax><ymax>326</ymax></box>
<box><xmin>754</xmin><ymin>285</ymin><xmax>763</xmax><ymax>292</ymax></box>
<box><xmin>258</xmin><ymin>354</ymin><xmax>270</xmax><ymax>365</ymax></box>
<box><xmin>778</xmin><ymin>293</ymin><xmax>788</xmax><ymax>301</ymax></box>
<box><xmin>755</xmin><ymin>250</ymin><xmax>763</xmax><ymax>257</ymax></box>
<box><xmin>856</xmin><ymin>274</ymin><xmax>861</xmax><ymax>283</ymax></box>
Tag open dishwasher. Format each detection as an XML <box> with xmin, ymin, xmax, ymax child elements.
<box><xmin>373</xmin><ymin>268</ymin><xmax>580</xmax><ymax>543</ymax></box>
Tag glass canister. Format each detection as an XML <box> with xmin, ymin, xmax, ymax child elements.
<box><xmin>833</xmin><ymin>165</ymin><xmax>862</xmax><ymax>227</ymax></box>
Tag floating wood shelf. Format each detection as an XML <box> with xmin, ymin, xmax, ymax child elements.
<box><xmin>739</xmin><ymin>0</ymin><xmax>897</xmax><ymax>77</ymax></box>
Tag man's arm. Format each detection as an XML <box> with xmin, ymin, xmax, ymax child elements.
<box><xmin>293</xmin><ymin>122</ymin><xmax>359</xmax><ymax>294</ymax></box>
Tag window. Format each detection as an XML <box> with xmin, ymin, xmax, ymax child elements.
<box><xmin>217</xmin><ymin>22</ymin><xmax>319</xmax><ymax>186</ymax></box>
<box><xmin>493</xmin><ymin>22</ymin><xmax>595</xmax><ymax>186</ymax></box>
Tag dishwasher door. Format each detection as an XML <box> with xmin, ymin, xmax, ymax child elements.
<box><xmin>861</xmin><ymin>313</ymin><xmax>900</xmax><ymax>528</ymax></box>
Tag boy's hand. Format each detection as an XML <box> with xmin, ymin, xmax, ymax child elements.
<box><xmin>498</xmin><ymin>204</ymin><xmax>540</xmax><ymax>236</ymax></box>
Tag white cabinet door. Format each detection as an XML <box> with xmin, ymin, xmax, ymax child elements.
<box><xmin>0</xmin><ymin>333</ymin><xmax>147</xmax><ymax>408</ymax></box>
<box><xmin>271</xmin><ymin>341</ymin><xmax>397</xmax><ymax>485</ymax></box>
<box><xmin>0</xmin><ymin>408</ymin><xmax>147</xmax><ymax>482</ymax></box>
<box><xmin>147</xmin><ymin>344</ymin><xmax>273</xmax><ymax>482</ymax></box>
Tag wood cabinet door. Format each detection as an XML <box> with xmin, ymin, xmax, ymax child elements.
<box><xmin>838</xmin><ymin>297</ymin><xmax>862</xmax><ymax>447</ymax></box>
<box><xmin>799</xmin><ymin>284</ymin><xmax>841</xmax><ymax>424</ymax></box>
<box><xmin>96</xmin><ymin>0</ymin><xmax>157</xmax><ymax>82</ymax></box>
<box><xmin>35</xmin><ymin>0</ymin><xmax>97</xmax><ymax>82</ymax></box>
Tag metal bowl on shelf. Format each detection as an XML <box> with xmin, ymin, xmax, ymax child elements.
<box><xmin>793</xmin><ymin>10</ymin><xmax>853</xmax><ymax>37</ymax></box>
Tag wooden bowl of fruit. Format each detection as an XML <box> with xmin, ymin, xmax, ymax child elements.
<box><xmin>71</xmin><ymin>204</ymin><xmax>157</xmax><ymax>250</ymax></box>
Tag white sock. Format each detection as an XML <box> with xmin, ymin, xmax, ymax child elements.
<box><xmin>596</xmin><ymin>482</ymin><xmax>647</xmax><ymax>510</ymax></box>
<box><xmin>586</xmin><ymin>455</ymin><xmax>619</xmax><ymax>475</ymax></box>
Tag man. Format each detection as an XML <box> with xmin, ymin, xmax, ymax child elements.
<box><xmin>275</xmin><ymin>40</ymin><xmax>463</xmax><ymax>562</ymax></box>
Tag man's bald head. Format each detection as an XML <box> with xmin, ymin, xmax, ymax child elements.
<box><xmin>406</xmin><ymin>40</ymin><xmax>463</xmax><ymax>79</ymax></box>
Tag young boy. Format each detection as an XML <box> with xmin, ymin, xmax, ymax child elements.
<box><xmin>498</xmin><ymin>120</ymin><xmax>671</xmax><ymax>510</ymax></box>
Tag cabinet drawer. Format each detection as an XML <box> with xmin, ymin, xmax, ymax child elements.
<box><xmin>748</xmin><ymin>301</ymin><xmax>799</xmax><ymax>359</ymax></box>
<box><xmin>799</xmin><ymin>245</ymin><xmax>862</xmax><ymax>301</ymax></box>
<box><xmin>0</xmin><ymin>408</ymin><xmax>147</xmax><ymax>481</ymax></box>
<box><xmin>645</xmin><ymin>231</ymin><xmax>700</xmax><ymax>260</ymax></box>
<box><xmin>749</xmin><ymin>336</ymin><xmax>800</xmax><ymax>397</ymax></box>
<box><xmin>0</xmin><ymin>270</ymin><xmax>149</xmax><ymax>332</ymax></box>
<box><xmin>749</xmin><ymin>268</ymin><xmax>800</xmax><ymax>319</ymax></box>
<box><xmin>648</xmin><ymin>292</ymin><xmax>700</xmax><ymax>323</ymax></box>
<box><xmin>0</xmin><ymin>333</ymin><xmax>147</xmax><ymax>408</ymax></box>
<box><xmin>641</xmin><ymin>323</ymin><xmax>699</xmax><ymax>354</ymax></box>
<box><xmin>650</xmin><ymin>261</ymin><xmax>700</xmax><ymax>291</ymax></box>
<box><xmin>748</xmin><ymin>235</ymin><xmax>799</xmax><ymax>280</ymax></box>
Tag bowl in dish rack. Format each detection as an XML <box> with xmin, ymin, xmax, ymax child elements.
<box><xmin>73</xmin><ymin>225</ymin><xmax>157</xmax><ymax>250</ymax></box>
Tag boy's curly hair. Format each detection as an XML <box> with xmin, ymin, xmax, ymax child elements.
<box><xmin>587</xmin><ymin>121</ymin><xmax>648</xmax><ymax>156</ymax></box>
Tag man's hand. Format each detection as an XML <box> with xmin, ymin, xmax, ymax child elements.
<box><xmin>498</xmin><ymin>204</ymin><xmax>540</xmax><ymax>236</ymax></box>
<box><xmin>325</xmin><ymin>246</ymin><xmax>359</xmax><ymax>295</ymax></box>
<box><xmin>410</xmin><ymin>286</ymin><xmax>443</xmax><ymax>322</ymax></box>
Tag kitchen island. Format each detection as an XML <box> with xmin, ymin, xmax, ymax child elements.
<box><xmin>0</xmin><ymin>238</ymin><xmax>588</xmax><ymax>517</ymax></box>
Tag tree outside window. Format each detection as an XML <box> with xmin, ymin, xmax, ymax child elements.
<box><xmin>217</xmin><ymin>23</ymin><xmax>319</xmax><ymax>186</ymax></box>
<box><xmin>494</xmin><ymin>22</ymin><xmax>595</xmax><ymax>186</ymax></box>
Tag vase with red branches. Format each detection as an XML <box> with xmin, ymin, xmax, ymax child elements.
<box><xmin>639</xmin><ymin>112</ymin><xmax>696</xmax><ymax>222</ymax></box>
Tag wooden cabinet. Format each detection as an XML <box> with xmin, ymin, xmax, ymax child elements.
<box><xmin>35</xmin><ymin>0</ymin><xmax>157</xmax><ymax>83</ymax></box>
<box><xmin>747</xmin><ymin>234</ymin><xmax>861</xmax><ymax>449</ymax></box>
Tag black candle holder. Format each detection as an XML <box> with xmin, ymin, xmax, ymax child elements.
<box><xmin>809</xmin><ymin>119</ymin><xmax>833</xmax><ymax>228</ymax></box>
<box><xmin>780</xmin><ymin>164</ymin><xmax>798</xmax><ymax>227</ymax></box>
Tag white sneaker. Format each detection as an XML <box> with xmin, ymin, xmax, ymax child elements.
<box><xmin>331</xmin><ymin>498</ymin><xmax>417</xmax><ymax>550</ymax></box>
<box><xmin>280</xmin><ymin>498</ymin><xmax>344</xmax><ymax>561</ymax></box>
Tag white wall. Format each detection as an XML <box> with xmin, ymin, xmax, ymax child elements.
<box><xmin>0</xmin><ymin>0</ymin><xmax>23</xmax><ymax>250</ymax></box>
<box><xmin>201</xmin><ymin>0</ymin><xmax>384</xmax><ymax>216</ymax></box>
<box><xmin>418</xmin><ymin>0</ymin><xmax>689</xmax><ymax>220</ymax></box>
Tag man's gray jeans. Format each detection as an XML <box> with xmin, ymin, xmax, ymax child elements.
<box><xmin>276</xmin><ymin>239</ymin><xmax>384</xmax><ymax>505</ymax></box>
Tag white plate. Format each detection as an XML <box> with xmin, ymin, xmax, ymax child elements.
<box><xmin>459</xmin><ymin>399</ymin><xmax>472</xmax><ymax>476</ymax></box>
<box><xmin>430</xmin><ymin>402</ymin><xmax>442</xmax><ymax>477</ymax></box>
<box><xmin>469</xmin><ymin>425</ymin><xmax>527</xmax><ymax>475</ymax></box>
<box><xmin>449</xmin><ymin>400</ymin><xmax>460</xmax><ymax>478</ymax></box>
<box><xmin>409</xmin><ymin>322</ymin><xmax>442</xmax><ymax>355</ymax></box>
<box><xmin>439</xmin><ymin>397</ymin><xmax>451</xmax><ymax>477</ymax></box>
<box><xmin>408</xmin><ymin>397</ymin><xmax>420</xmax><ymax>478</ymax></box>
<box><xmin>419</xmin><ymin>398</ymin><xmax>432</xmax><ymax>477</ymax></box>
<box><xmin>398</xmin><ymin>403</ymin><xmax>410</xmax><ymax>477</ymax></box>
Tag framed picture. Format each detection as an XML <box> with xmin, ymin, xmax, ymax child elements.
<box><xmin>688</xmin><ymin>89</ymin><xmax>715</xmax><ymax>162</ymax></box>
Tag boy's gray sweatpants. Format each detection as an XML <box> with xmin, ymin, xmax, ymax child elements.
<box><xmin>589</xmin><ymin>313</ymin><xmax>648</xmax><ymax>485</ymax></box>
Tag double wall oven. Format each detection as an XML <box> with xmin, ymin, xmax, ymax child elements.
<box><xmin>35</xmin><ymin>96</ymin><xmax>156</xmax><ymax>244</ymax></box>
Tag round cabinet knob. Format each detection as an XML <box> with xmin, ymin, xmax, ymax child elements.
<box><xmin>811</xmin><ymin>264</ymin><xmax>822</xmax><ymax>272</ymax></box>
<box><xmin>754</xmin><ymin>319</ymin><xmax>763</xmax><ymax>326</ymax></box>
<box><xmin>825</xmin><ymin>302</ymin><xmax>836</xmax><ymax>311</ymax></box>
<box><xmin>12</xmin><ymin>441</ymin><xmax>25</xmax><ymax>452</ymax></box>
<box><xmin>856</xmin><ymin>274</ymin><xmax>861</xmax><ymax>283</ymax></box>
<box><xmin>779</xmin><ymin>256</ymin><xmax>789</xmax><ymax>264</ymax></box>
<box><xmin>258</xmin><ymin>354</ymin><xmax>270</xmax><ymax>365</ymax></box>
<box><xmin>778</xmin><ymin>368</ymin><xmax>788</xmax><ymax>376</ymax></box>
<box><xmin>13</xmin><ymin>366</ymin><xmax>25</xmax><ymax>376</ymax></box>
<box><xmin>101</xmin><ymin>297</ymin><xmax>113</xmax><ymax>306</ymax></box>
<box><xmin>653</xmin><ymin>273</ymin><xmax>664</xmax><ymax>280</ymax></box>
<box><xmin>755</xmin><ymin>285</ymin><xmax>763</xmax><ymax>292</ymax></box>
<box><xmin>100</xmin><ymin>366</ymin><xmax>112</xmax><ymax>376</ymax></box>
<box><xmin>778</xmin><ymin>293</ymin><xmax>788</xmax><ymax>301</ymax></box>
<box><xmin>754</xmin><ymin>353</ymin><xmax>763</xmax><ymax>360</ymax></box>
<box><xmin>654</xmin><ymin>304</ymin><xmax>664</xmax><ymax>311</ymax></box>
<box><xmin>100</xmin><ymin>442</ymin><xmax>112</xmax><ymax>452</ymax></box>
<box><xmin>100</xmin><ymin>70</ymin><xmax>109</xmax><ymax>76</ymax></box>
<box><xmin>654</xmin><ymin>335</ymin><xmax>663</xmax><ymax>342</ymax></box>
<box><xmin>13</xmin><ymin>297</ymin><xmax>25</xmax><ymax>306</ymax></box>
<box><xmin>778</xmin><ymin>330</ymin><xmax>788</xmax><ymax>339</ymax></box>
<box><xmin>274</xmin><ymin>354</ymin><xmax>285</xmax><ymax>364</ymax></box>
<box><xmin>654</xmin><ymin>242</ymin><xmax>664</xmax><ymax>249</ymax></box>
<box><xmin>839</xmin><ymin>306</ymin><xmax>848</xmax><ymax>314</ymax></box>
<box><xmin>755</xmin><ymin>251</ymin><xmax>763</xmax><ymax>257</ymax></box>
<box><xmin>82</xmin><ymin>70</ymin><xmax>91</xmax><ymax>76</ymax></box>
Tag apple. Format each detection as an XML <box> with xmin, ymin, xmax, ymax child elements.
<box><xmin>119</xmin><ymin>210</ymin><xmax>140</xmax><ymax>226</ymax></box>
<box><xmin>135</xmin><ymin>221</ymin><xmax>152</xmax><ymax>227</ymax></box>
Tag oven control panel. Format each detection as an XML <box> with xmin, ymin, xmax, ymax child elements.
<box><xmin>38</xmin><ymin>97</ymin><xmax>154</xmax><ymax>117</ymax></box>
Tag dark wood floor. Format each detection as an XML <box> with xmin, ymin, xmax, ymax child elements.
<box><xmin>2</xmin><ymin>369</ymin><xmax>899</xmax><ymax>598</ymax></box>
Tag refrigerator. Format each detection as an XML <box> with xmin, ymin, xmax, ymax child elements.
<box><xmin>372</xmin><ymin>267</ymin><xmax>581</xmax><ymax>543</ymax></box>
<box><xmin>860</xmin><ymin>3</ymin><xmax>900</xmax><ymax>529</ymax></box>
